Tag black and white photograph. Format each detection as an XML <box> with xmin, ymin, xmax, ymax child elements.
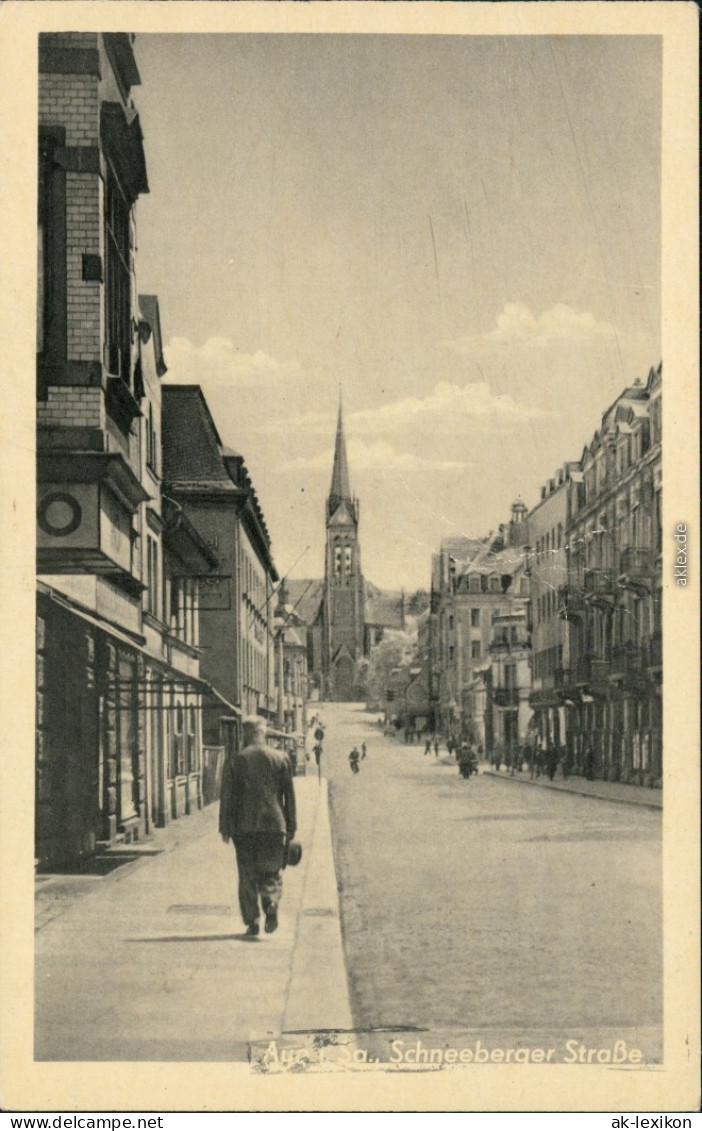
<box><xmin>0</xmin><ymin>0</ymin><xmax>698</xmax><ymax>1116</ymax></box>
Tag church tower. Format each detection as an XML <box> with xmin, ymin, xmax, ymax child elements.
<box><xmin>322</xmin><ymin>398</ymin><xmax>365</xmax><ymax>700</ymax></box>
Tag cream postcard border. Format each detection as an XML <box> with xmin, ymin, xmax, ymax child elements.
<box><xmin>0</xmin><ymin>0</ymin><xmax>698</xmax><ymax>1113</ymax></box>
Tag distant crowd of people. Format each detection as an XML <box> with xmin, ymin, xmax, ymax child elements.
<box><xmin>385</xmin><ymin>720</ymin><xmax>591</xmax><ymax>785</ymax></box>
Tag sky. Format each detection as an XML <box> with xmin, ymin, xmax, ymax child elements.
<box><xmin>134</xmin><ymin>33</ymin><xmax>661</xmax><ymax>590</ymax></box>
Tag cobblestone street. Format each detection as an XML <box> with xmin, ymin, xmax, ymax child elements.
<box><xmin>324</xmin><ymin>703</ymin><xmax>662</xmax><ymax>1060</ymax></box>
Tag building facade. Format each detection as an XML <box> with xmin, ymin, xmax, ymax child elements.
<box><xmin>527</xmin><ymin>463</ymin><xmax>577</xmax><ymax>760</ymax></box>
<box><xmin>35</xmin><ymin>35</ymin><xmax>219</xmax><ymax>867</ymax></box>
<box><xmin>161</xmin><ymin>385</ymin><xmax>278</xmax><ymax>746</ymax></box>
<box><xmin>560</xmin><ymin>365</ymin><xmax>662</xmax><ymax>785</ymax></box>
<box><xmin>429</xmin><ymin>504</ymin><xmax>531</xmax><ymax>751</ymax></box>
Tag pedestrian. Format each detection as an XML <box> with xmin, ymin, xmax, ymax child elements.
<box><xmin>457</xmin><ymin>740</ymin><xmax>472</xmax><ymax>779</ymax></box>
<box><xmin>585</xmin><ymin>741</ymin><xmax>595</xmax><ymax>781</ymax></box>
<box><xmin>546</xmin><ymin>746</ymin><xmax>559</xmax><ymax>781</ymax></box>
<box><xmin>446</xmin><ymin>737</ymin><xmax>455</xmax><ymax>758</ymax></box>
<box><xmin>469</xmin><ymin>742</ymin><xmax>479</xmax><ymax>776</ymax></box>
<box><xmin>361</xmin><ymin>742</ymin><xmax>367</xmax><ymax>760</ymax></box>
<box><xmin>313</xmin><ymin>741</ymin><xmax>323</xmax><ymax>781</ymax></box>
<box><xmin>288</xmin><ymin>744</ymin><xmax>298</xmax><ymax>777</ymax></box>
<box><xmin>219</xmin><ymin>716</ymin><xmax>297</xmax><ymax>938</ymax></box>
<box><xmin>349</xmin><ymin>747</ymin><xmax>361</xmax><ymax>774</ymax></box>
<box><xmin>434</xmin><ymin>736</ymin><xmax>439</xmax><ymax>757</ymax></box>
<box><xmin>424</xmin><ymin>737</ymin><xmax>432</xmax><ymax>756</ymax></box>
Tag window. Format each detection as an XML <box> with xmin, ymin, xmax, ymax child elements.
<box><xmin>471</xmin><ymin>609</ymin><xmax>480</xmax><ymax>627</ymax></box>
<box><xmin>449</xmin><ymin>615</ymin><xmax>454</xmax><ymax>631</ymax></box>
<box><xmin>37</xmin><ymin>128</ymin><xmax>66</xmax><ymax>360</ymax></box>
<box><xmin>170</xmin><ymin>577</ymin><xmax>181</xmax><ymax>633</ymax></box>
<box><xmin>105</xmin><ymin>164</ymin><xmax>131</xmax><ymax>383</ymax></box>
<box><xmin>333</xmin><ymin>544</ymin><xmax>341</xmax><ymax>581</ymax></box>
<box><xmin>489</xmin><ymin>577</ymin><xmax>500</xmax><ymax>593</ymax></box>
<box><xmin>471</xmin><ymin>640</ymin><xmax>481</xmax><ymax>659</ymax></box>
<box><xmin>344</xmin><ymin>545</ymin><xmax>352</xmax><ymax>578</ymax></box>
<box><xmin>146</xmin><ymin>403</ymin><xmax>158</xmax><ymax>474</ymax></box>
<box><xmin>146</xmin><ymin>535</ymin><xmax>159</xmax><ymax>618</ymax></box>
<box><xmin>174</xmin><ymin>704</ymin><xmax>184</xmax><ymax>775</ymax></box>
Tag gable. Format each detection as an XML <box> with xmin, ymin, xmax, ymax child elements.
<box><xmin>328</xmin><ymin>502</ymin><xmax>355</xmax><ymax>526</ymax></box>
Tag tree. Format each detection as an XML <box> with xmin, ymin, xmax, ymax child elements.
<box><xmin>366</xmin><ymin>629</ymin><xmax>417</xmax><ymax>704</ymax></box>
<box><xmin>407</xmin><ymin>589</ymin><xmax>430</xmax><ymax>616</ymax></box>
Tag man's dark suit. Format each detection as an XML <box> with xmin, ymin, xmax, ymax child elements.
<box><xmin>220</xmin><ymin>740</ymin><xmax>297</xmax><ymax>929</ymax></box>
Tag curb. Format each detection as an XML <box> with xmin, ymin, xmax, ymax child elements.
<box><xmin>283</xmin><ymin>778</ymin><xmax>354</xmax><ymax>1036</ymax></box>
<box><xmin>482</xmin><ymin>769</ymin><xmax>663</xmax><ymax>810</ymax></box>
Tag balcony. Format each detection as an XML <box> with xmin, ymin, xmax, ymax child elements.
<box><xmin>618</xmin><ymin>548</ymin><xmax>653</xmax><ymax>595</ymax></box>
<box><xmin>567</xmin><ymin>655</ymin><xmax>609</xmax><ymax>693</ymax></box>
<box><xmin>493</xmin><ymin>687</ymin><xmax>519</xmax><ymax>708</ymax></box>
<box><xmin>554</xmin><ymin>666</ymin><xmax>567</xmax><ymax>688</ymax></box>
<box><xmin>558</xmin><ymin>584</ymin><xmax>586</xmax><ymax>619</ymax></box>
<box><xmin>611</xmin><ymin>643</ymin><xmax>644</xmax><ymax>676</ymax></box>
<box><xmin>584</xmin><ymin>568</ymin><xmax>614</xmax><ymax>596</ymax></box>
<box><xmin>583</xmin><ymin>569</ymin><xmax>617</xmax><ymax>611</ymax></box>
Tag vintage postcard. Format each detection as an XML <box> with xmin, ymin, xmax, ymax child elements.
<box><xmin>0</xmin><ymin>0</ymin><xmax>698</xmax><ymax>1115</ymax></box>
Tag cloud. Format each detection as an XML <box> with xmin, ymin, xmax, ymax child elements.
<box><xmin>254</xmin><ymin>408</ymin><xmax>335</xmax><ymax>437</ymax></box>
<box><xmin>444</xmin><ymin>302</ymin><xmax>617</xmax><ymax>355</ymax></box>
<box><xmin>284</xmin><ymin>438</ymin><xmax>472</xmax><ymax>474</ymax></box>
<box><xmin>347</xmin><ymin>381</ymin><xmax>552</xmax><ymax>434</ymax></box>
<box><xmin>162</xmin><ymin>336</ymin><xmax>303</xmax><ymax>389</ymax></box>
<box><xmin>258</xmin><ymin>379</ymin><xmax>551</xmax><ymax>442</ymax></box>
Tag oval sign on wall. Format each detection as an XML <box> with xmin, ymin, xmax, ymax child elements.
<box><xmin>37</xmin><ymin>492</ymin><xmax>83</xmax><ymax>537</ymax></box>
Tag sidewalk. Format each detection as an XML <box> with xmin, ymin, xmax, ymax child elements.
<box><xmin>34</xmin><ymin>776</ymin><xmax>352</xmax><ymax>1061</ymax></box>
<box><xmin>481</xmin><ymin>767</ymin><xmax>662</xmax><ymax>809</ymax></box>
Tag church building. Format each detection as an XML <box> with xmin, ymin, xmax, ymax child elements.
<box><xmin>287</xmin><ymin>399</ymin><xmax>406</xmax><ymax>701</ymax></box>
<box><xmin>317</xmin><ymin>401</ymin><xmax>366</xmax><ymax>699</ymax></box>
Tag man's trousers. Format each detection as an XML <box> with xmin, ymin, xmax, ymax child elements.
<box><xmin>233</xmin><ymin>833</ymin><xmax>286</xmax><ymax>926</ymax></box>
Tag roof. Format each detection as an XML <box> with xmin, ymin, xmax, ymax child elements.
<box><xmin>365</xmin><ymin>591</ymin><xmax>405</xmax><ymax>629</ymax></box>
<box><xmin>285</xmin><ymin>579</ymin><xmax>324</xmax><ymax>626</ymax></box>
<box><xmin>328</xmin><ymin>399</ymin><xmax>352</xmax><ymax>508</ymax></box>
<box><xmin>282</xmin><ymin>626</ymin><xmax>304</xmax><ymax>648</ymax></box>
<box><xmin>440</xmin><ymin>536</ymin><xmax>486</xmax><ymax>563</ymax></box>
<box><xmin>161</xmin><ymin>385</ymin><xmax>235</xmax><ymax>489</ymax></box>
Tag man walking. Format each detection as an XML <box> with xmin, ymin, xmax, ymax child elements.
<box><xmin>313</xmin><ymin>740</ymin><xmax>323</xmax><ymax>781</ymax></box>
<box><xmin>219</xmin><ymin>716</ymin><xmax>297</xmax><ymax>937</ymax></box>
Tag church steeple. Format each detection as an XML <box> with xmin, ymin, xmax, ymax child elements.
<box><xmin>321</xmin><ymin>393</ymin><xmax>365</xmax><ymax>700</ymax></box>
<box><xmin>327</xmin><ymin>396</ymin><xmax>353</xmax><ymax>520</ymax></box>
